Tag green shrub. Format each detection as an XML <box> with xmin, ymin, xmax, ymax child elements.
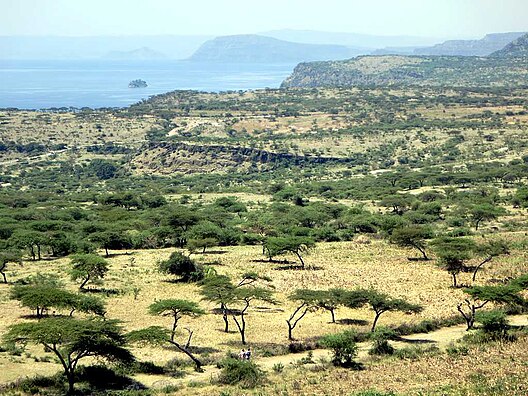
<box><xmin>288</xmin><ymin>341</ymin><xmax>316</xmax><ymax>353</ymax></box>
<box><xmin>217</xmin><ymin>358</ymin><xmax>266</xmax><ymax>389</ymax></box>
<box><xmin>368</xmin><ymin>327</ymin><xmax>396</xmax><ymax>356</ymax></box>
<box><xmin>320</xmin><ymin>330</ymin><xmax>360</xmax><ymax>368</ymax></box>
<box><xmin>158</xmin><ymin>252</ymin><xmax>204</xmax><ymax>282</ymax></box>
<box><xmin>468</xmin><ymin>310</ymin><xmax>517</xmax><ymax>343</ymax></box>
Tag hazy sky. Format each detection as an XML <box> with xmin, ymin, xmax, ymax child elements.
<box><xmin>1</xmin><ymin>0</ymin><xmax>527</xmax><ymax>38</ymax></box>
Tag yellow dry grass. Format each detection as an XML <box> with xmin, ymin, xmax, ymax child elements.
<box><xmin>0</xmin><ymin>237</ymin><xmax>527</xmax><ymax>387</ymax></box>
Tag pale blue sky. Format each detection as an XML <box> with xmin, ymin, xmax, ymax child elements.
<box><xmin>1</xmin><ymin>0</ymin><xmax>527</xmax><ymax>38</ymax></box>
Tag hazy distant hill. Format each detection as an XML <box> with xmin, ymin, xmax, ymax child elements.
<box><xmin>0</xmin><ymin>35</ymin><xmax>211</xmax><ymax>60</ymax></box>
<box><xmin>371</xmin><ymin>47</ymin><xmax>423</xmax><ymax>55</ymax></box>
<box><xmin>413</xmin><ymin>32</ymin><xmax>526</xmax><ymax>56</ymax></box>
<box><xmin>281</xmin><ymin>55</ymin><xmax>528</xmax><ymax>88</ymax></box>
<box><xmin>188</xmin><ymin>34</ymin><xmax>362</xmax><ymax>63</ymax></box>
<box><xmin>103</xmin><ymin>47</ymin><xmax>167</xmax><ymax>60</ymax></box>
<box><xmin>261</xmin><ymin>29</ymin><xmax>441</xmax><ymax>49</ymax></box>
<box><xmin>491</xmin><ymin>33</ymin><xmax>528</xmax><ymax>58</ymax></box>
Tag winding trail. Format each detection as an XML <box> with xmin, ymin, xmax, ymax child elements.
<box><xmin>135</xmin><ymin>314</ymin><xmax>528</xmax><ymax>388</ymax></box>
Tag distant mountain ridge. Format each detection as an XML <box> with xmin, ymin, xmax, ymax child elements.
<box><xmin>261</xmin><ymin>29</ymin><xmax>442</xmax><ymax>48</ymax></box>
<box><xmin>491</xmin><ymin>33</ymin><xmax>528</xmax><ymax>58</ymax></box>
<box><xmin>103</xmin><ymin>47</ymin><xmax>167</xmax><ymax>60</ymax></box>
<box><xmin>413</xmin><ymin>32</ymin><xmax>526</xmax><ymax>56</ymax></box>
<box><xmin>188</xmin><ymin>34</ymin><xmax>363</xmax><ymax>63</ymax></box>
<box><xmin>0</xmin><ymin>35</ymin><xmax>211</xmax><ymax>60</ymax></box>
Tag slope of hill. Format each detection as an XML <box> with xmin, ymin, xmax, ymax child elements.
<box><xmin>188</xmin><ymin>34</ymin><xmax>360</xmax><ymax>63</ymax></box>
<box><xmin>413</xmin><ymin>32</ymin><xmax>526</xmax><ymax>56</ymax></box>
<box><xmin>491</xmin><ymin>33</ymin><xmax>528</xmax><ymax>58</ymax></box>
<box><xmin>281</xmin><ymin>55</ymin><xmax>528</xmax><ymax>88</ymax></box>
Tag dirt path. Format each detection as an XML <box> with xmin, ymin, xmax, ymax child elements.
<box><xmin>136</xmin><ymin>314</ymin><xmax>528</xmax><ymax>388</ymax></box>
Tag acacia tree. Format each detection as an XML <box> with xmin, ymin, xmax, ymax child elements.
<box><xmin>70</xmin><ymin>254</ymin><xmax>109</xmax><ymax>290</ymax></box>
<box><xmin>166</xmin><ymin>206</ymin><xmax>201</xmax><ymax>247</ymax></box>
<box><xmin>457</xmin><ymin>283</ymin><xmax>526</xmax><ymax>330</ymax></box>
<box><xmin>231</xmin><ymin>287</ymin><xmax>275</xmax><ymax>345</ymax></box>
<box><xmin>361</xmin><ymin>289</ymin><xmax>423</xmax><ymax>332</ymax></box>
<box><xmin>10</xmin><ymin>284</ymin><xmax>106</xmax><ymax>318</ymax></box>
<box><xmin>10</xmin><ymin>230</ymin><xmax>46</xmax><ymax>260</ymax></box>
<box><xmin>0</xmin><ymin>250</ymin><xmax>22</xmax><ymax>283</ymax></box>
<box><xmin>466</xmin><ymin>203</ymin><xmax>505</xmax><ymax>231</ymax></box>
<box><xmin>286</xmin><ymin>289</ymin><xmax>323</xmax><ymax>340</ymax></box>
<box><xmin>286</xmin><ymin>288</ymin><xmax>360</xmax><ymax>340</ymax></box>
<box><xmin>148</xmin><ymin>299</ymin><xmax>205</xmax><ymax>341</ymax></box>
<box><xmin>200</xmin><ymin>275</ymin><xmax>236</xmax><ymax>333</ymax></box>
<box><xmin>316</xmin><ymin>288</ymin><xmax>350</xmax><ymax>323</ymax></box>
<box><xmin>472</xmin><ymin>239</ymin><xmax>510</xmax><ymax>282</ymax></box>
<box><xmin>380</xmin><ymin>195</ymin><xmax>413</xmax><ymax>215</ymax></box>
<box><xmin>4</xmin><ymin>318</ymin><xmax>133</xmax><ymax>394</ymax></box>
<box><xmin>89</xmin><ymin>230</ymin><xmax>132</xmax><ymax>257</ymax></box>
<box><xmin>264</xmin><ymin>236</ymin><xmax>315</xmax><ymax>269</ymax></box>
<box><xmin>432</xmin><ymin>237</ymin><xmax>476</xmax><ymax>287</ymax></box>
<box><xmin>185</xmin><ymin>221</ymin><xmax>223</xmax><ymax>253</ymax></box>
<box><xmin>128</xmin><ymin>326</ymin><xmax>204</xmax><ymax>371</ymax></box>
<box><xmin>390</xmin><ymin>225</ymin><xmax>434</xmax><ymax>260</ymax></box>
<box><xmin>200</xmin><ymin>272</ymin><xmax>271</xmax><ymax>333</ymax></box>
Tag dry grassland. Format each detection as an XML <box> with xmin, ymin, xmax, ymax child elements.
<box><xmin>0</xmin><ymin>111</ymin><xmax>156</xmax><ymax>147</ymax></box>
<box><xmin>1</xmin><ymin>236</ymin><xmax>527</xmax><ymax>387</ymax></box>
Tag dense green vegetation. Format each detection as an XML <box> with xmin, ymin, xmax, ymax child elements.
<box><xmin>1</xmin><ymin>82</ymin><xmax>528</xmax><ymax>395</ymax></box>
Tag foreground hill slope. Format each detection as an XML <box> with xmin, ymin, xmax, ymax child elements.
<box><xmin>281</xmin><ymin>55</ymin><xmax>528</xmax><ymax>88</ymax></box>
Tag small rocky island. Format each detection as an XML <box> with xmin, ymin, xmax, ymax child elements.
<box><xmin>128</xmin><ymin>79</ymin><xmax>148</xmax><ymax>88</ymax></box>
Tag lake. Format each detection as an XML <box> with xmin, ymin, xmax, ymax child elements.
<box><xmin>0</xmin><ymin>60</ymin><xmax>296</xmax><ymax>109</ymax></box>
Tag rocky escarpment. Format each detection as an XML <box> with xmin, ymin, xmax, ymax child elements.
<box><xmin>281</xmin><ymin>55</ymin><xmax>528</xmax><ymax>88</ymax></box>
<box><xmin>413</xmin><ymin>32</ymin><xmax>526</xmax><ymax>56</ymax></box>
<box><xmin>130</xmin><ymin>142</ymin><xmax>366</xmax><ymax>174</ymax></box>
<box><xmin>491</xmin><ymin>33</ymin><xmax>528</xmax><ymax>58</ymax></box>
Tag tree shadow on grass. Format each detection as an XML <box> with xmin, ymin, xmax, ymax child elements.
<box><xmin>103</xmin><ymin>252</ymin><xmax>135</xmax><ymax>258</ymax></box>
<box><xmin>254</xmin><ymin>306</ymin><xmax>284</xmax><ymax>313</ymax></box>
<box><xmin>336</xmin><ymin>318</ymin><xmax>369</xmax><ymax>326</ymax></box>
<box><xmin>273</xmin><ymin>264</ymin><xmax>324</xmax><ymax>271</ymax></box>
<box><xmin>202</xmin><ymin>260</ymin><xmax>224</xmax><ymax>266</ymax></box>
<box><xmin>80</xmin><ymin>287</ymin><xmax>120</xmax><ymax>296</ymax></box>
<box><xmin>407</xmin><ymin>257</ymin><xmax>430</xmax><ymax>262</ymax></box>
<box><xmin>394</xmin><ymin>336</ymin><xmax>436</xmax><ymax>345</ymax></box>
<box><xmin>251</xmin><ymin>259</ymin><xmax>294</xmax><ymax>264</ymax></box>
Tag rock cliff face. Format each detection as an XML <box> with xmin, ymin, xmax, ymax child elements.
<box><xmin>130</xmin><ymin>142</ymin><xmax>365</xmax><ymax>174</ymax></box>
<box><xmin>413</xmin><ymin>32</ymin><xmax>526</xmax><ymax>56</ymax></box>
<box><xmin>188</xmin><ymin>34</ymin><xmax>360</xmax><ymax>63</ymax></box>
<box><xmin>491</xmin><ymin>33</ymin><xmax>528</xmax><ymax>58</ymax></box>
<box><xmin>281</xmin><ymin>55</ymin><xmax>528</xmax><ymax>88</ymax></box>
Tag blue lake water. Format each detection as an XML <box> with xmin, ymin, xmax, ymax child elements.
<box><xmin>0</xmin><ymin>60</ymin><xmax>296</xmax><ymax>109</ymax></box>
